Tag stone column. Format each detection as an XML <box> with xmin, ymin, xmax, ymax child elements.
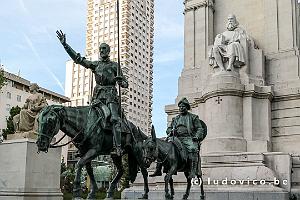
<box><xmin>184</xmin><ymin>0</ymin><xmax>214</xmax><ymax>69</ymax></box>
<box><xmin>178</xmin><ymin>0</ymin><xmax>214</xmax><ymax>99</ymax></box>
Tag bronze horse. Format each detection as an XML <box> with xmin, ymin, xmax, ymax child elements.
<box><xmin>142</xmin><ymin>126</ymin><xmax>205</xmax><ymax>200</ymax></box>
<box><xmin>36</xmin><ymin>105</ymin><xmax>150</xmax><ymax>199</ymax></box>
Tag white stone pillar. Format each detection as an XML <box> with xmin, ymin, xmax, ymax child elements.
<box><xmin>184</xmin><ymin>0</ymin><xmax>214</xmax><ymax>70</ymax></box>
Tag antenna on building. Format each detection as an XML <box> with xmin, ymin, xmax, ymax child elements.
<box><xmin>17</xmin><ymin>69</ymin><xmax>20</xmax><ymax>77</ymax></box>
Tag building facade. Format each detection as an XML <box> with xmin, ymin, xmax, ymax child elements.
<box><xmin>161</xmin><ymin>0</ymin><xmax>300</xmax><ymax>198</ymax></box>
<box><xmin>0</xmin><ymin>68</ymin><xmax>70</xmax><ymax>160</ymax></box>
<box><xmin>65</xmin><ymin>0</ymin><xmax>154</xmax><ymax>135</ymax></box>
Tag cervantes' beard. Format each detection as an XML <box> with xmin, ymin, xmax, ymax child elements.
<box><xmin>227</xmin><ymin>22</ymin><xmax>237</xmax><ymax>31</ymax></box>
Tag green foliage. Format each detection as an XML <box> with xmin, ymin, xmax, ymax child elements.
<box><xmin>2</xmin><ymin>106</ymin><xmax>21</xmax><ymax>139</ymax></box>
<box><xmin>62</xmin><ymin>191</ymin><xmax>121</xmax><ymax>200</ymax></box>
<box><xmin>120</xmin><ymin>154</ymin><xmax>130</xmax><ymax>189</ymax></box>
<box><xmin>94</xmin><ymin>165</ymin><xmax>111</xmax><ymax>182</ymax></box>
<box><xmin>61</xmin><ymin>158</ymin><xmax>67</xmax><ymax>174</ymax></box>
<box><xmin>61</xmin><ymin>165</ymin><xmax>75</xmax><ymax>193</ymax></box>
<box><xmin>0</xmin><ymin>69</ymin><xmax>6</xmax><ymax>90</ymax></box>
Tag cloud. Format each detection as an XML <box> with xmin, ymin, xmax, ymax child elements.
<box><xmin>19</xmin><ymin>0</ymin><xmax>29</xmax><ymax>14</ymax></box>
<box><xmin>23</xmin><ymin>33</ymin><xmax>65</xmax><ymax>92</ymax></box>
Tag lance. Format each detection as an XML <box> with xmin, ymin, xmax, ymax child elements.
<box><xmin>116</xmin><ymin>0</ymin><xmax>122</xmax><ymax>119</ymax></box>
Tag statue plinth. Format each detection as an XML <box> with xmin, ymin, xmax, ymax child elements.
<box><xmin>0</xmin><ymin>138</ymin><xmax>62</xmax><ymax>200</ymax></box>
<box><xmin>7</xmin><ymin>131</ymin><xmax>38</xmax><ymax>140</ymax></box>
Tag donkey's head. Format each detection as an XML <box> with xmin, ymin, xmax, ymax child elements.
<box><xmin>142</xmin><ymin>125</ymin><xmax>158</xmax><ymax>168</ymax></box>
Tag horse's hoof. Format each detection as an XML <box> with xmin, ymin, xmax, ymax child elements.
<box><xmin>138</xmin><ymin>193</ymin><xmax>148</xmax><ymax>199</ymax></box>
<box><xmin>165</xmin><ymin>193</ymin><xmax>173</xmax><ymax>200</ymax></box>
<box><xmin>200</xmin><ymin>195</ymin><xmax>205</xmax><ymax>200</ymax></box>
<box><xmin>182</xmin><ymin>194</ymin><xmax>189</xmax><ymax>200</ymax></box>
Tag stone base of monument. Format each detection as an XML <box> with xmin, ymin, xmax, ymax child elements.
<box><xmin>7</xmin><ymin>131</ymin><xmax>38</xmax><ymax>140</ymax></box>
<box><xmin>0</xmin><ymin>138</ymin><xmax>62</xmax><ymax>200</ymax></box>
<box><xmin>122</xmin><ymin>152</ymin><xmax>291</xmax><ymax>200</ymax></box>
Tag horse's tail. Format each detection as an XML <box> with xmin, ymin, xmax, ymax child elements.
<box><xmin>127</xmin><ymin>147</ymin><xmax>138</xmax><ymax>183</ymax></box>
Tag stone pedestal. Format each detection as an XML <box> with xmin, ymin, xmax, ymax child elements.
<box><xmin>7</xmin><ymin>131</ymin><xmax>37</xmax><ymax>140</ymax></box>
<box><xmin>0</xmin><ymin>139</ymin><xmax>62</xmax><ymax>200</ymax></box>
<box><xmin>123</xmin><ymin>152</ymin><xmax>291</xmax><ymax>200</ymax></box>
<box><xmin>201</xmin><ymin>72</ymin><xmax>272</xmax><ymax>154</ymax></box>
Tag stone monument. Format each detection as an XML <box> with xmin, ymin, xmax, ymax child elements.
<box><xmin>0</xmin><ymin>139</ymin><xmax>63</xmax><ymax>200</ymax></box>
<box><xmin>162</xmin><ymin>0</ymin><xmax>300</xmax><ymax>199</ymax></box>
<box><xmin>0</xmin><ymin>83</ymin><xmax>62</xmax><ymax>200</ymax></box>
<box><xmin>9</xmin><ymin>83</ymin><xmax>48</xmax><ymax>140</ymax></box>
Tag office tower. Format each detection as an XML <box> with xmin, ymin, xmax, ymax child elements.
<box><xmin>65</xmin><ymin>0</ymin><xmax>154</xmax><ymax>137</ymax></box>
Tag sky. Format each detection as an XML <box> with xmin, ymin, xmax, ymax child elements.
<box><xmin>0</xmin><ymin>0</ymin><xmax>184</xmax><ymax>137</ymax></box>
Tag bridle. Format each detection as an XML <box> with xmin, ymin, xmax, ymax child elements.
<box><xmin>38</xmin><ymin>107</ymin><xmax>83</xmax><ymax>150</ymax></box>
<box><xmin>143</xmin><ymin>138</ymin><xmax>172</xmax><ymax>165</ymax></box>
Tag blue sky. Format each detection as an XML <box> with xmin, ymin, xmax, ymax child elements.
<box><xmin>0</xmin><ymin>0</ymin><xmax>184</xmax><ymax>137</ymax></box>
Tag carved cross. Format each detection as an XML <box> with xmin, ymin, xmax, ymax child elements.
<box><xmin>215</xmin><ymin>96</ymin><xmax>222</xmax><ymax>104</ymax></box>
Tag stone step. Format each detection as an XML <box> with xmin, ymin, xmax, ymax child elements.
<box><xmin>122</xmin><ymin>189</ymin><xmax>289</xmax><ymax>200</ymax></box>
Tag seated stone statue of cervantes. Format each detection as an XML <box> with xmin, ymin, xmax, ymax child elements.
<box><xmin>13</xmin><ymin>83</ymin><xmax>48</xmax><ymax>133</ymax></box>
<box><xmin>209</xmin><ymin>14</ymin><xmax>249</xmax><ymax>71</ymax></box>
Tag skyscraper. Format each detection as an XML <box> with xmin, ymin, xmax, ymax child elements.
<box><xmin>65</xmin><ymin>0</ymin><xmax>154</xmax><ymax>135</ymax></box>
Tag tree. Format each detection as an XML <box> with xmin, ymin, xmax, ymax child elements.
<box><xmin>120</xmin><ymin>154</ymin><xmax>130</xmax><ymax>189</ymax></box>
<box><xmin>2</xmin><ymin>106</ymin><xmax>21</xmax><ymax>139</ymax></box>
<box><xmin>0</xmin><ymin>69</ymin><xmax>6</xmax><ymax>90</ymax></box>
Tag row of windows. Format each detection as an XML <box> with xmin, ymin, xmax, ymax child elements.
<box><xmin>6</xmin><ymin>92</ymin><xmax>22</xmax><ymax>102</ymax></box>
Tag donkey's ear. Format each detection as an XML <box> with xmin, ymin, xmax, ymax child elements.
<box><xmin>151</xmin><ymin>125</ymin><xmax>156</xmax><ymax>142</ymax></box>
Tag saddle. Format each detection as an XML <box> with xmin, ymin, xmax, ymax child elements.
<box><xmin>90</xmin><ymin>100</ymin><xmax>131</xmax><ymax>134</ymax></box>
<box><xmin>167</xmin><ymin>136</ymin><xmax>188</xmax><ymax>164</ymax></box>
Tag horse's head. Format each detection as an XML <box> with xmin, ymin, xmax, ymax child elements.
<box><xmin>36</xmin><ymin>106</ymin><xmax>62</xmax><ymax>153</ymax></box>
<box><xmin>142</xmin><ymin>125</ymin><xmax>158</xmax><ymax>168</ymax></box>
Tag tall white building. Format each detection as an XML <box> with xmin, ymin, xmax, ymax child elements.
<box><xmin>65</xmin><ymin>0</ymin><xmax>154</xmax><ymax>134</ymax></box>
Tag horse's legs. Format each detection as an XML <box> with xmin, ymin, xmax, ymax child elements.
<box><xmin>140</xmin><ymin>167</ymin><xmax>149</xmax><ymax>199</ymax></box>
<box><xmin>86</xmin><ymin>162</ymin><xmax>98</xmax><ymax>199</ymax></box>
<box><xmin>169</xmin><ymin>177</ymin><xmax>174</xmax><ymax>197</ymax></box>
<box><xmin>73</xmin><ymin>149</ymin><xmax>97</xmax><ymax>198</ymax></box>
<box><xmin>106</xmin><ymin>156</ymin><xmax>123</xmax><ymax>199</ymax></box>
<box><xmin>182</xmin><ymin>172</ymin><xmax>192</xmax><ymax>200</ymax></box>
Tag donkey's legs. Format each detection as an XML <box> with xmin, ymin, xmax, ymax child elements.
<box><xmin>199</xmin><ymin>175</ymin><xmax>205</xmax><ymax>200</ymax></box>
<box><xmin>140</xmin><ymin>167</ymin><xmax>149</xmax><ymax>199</ymax></box>
<box><xmin>182</xmin><ymin>172</ymin><xmax>192</xmax><ymax>200</ymax></box>
<box><xmin>106</xmin><ymin>156</ymin><xmax>123</xmax><ymax>199</ymax></box>
<box><xmin>86</xmin><ymin>162</ymin><xmax>98</xmax><ymax>199</ymax></box>
<box><xmin>73</xmin><ymin>149</ymin><xmax>97</xmax><ymax>198</ymax></box>
<box><xmin>164</xmin><ymin>166</ymin><xmax>176</xmax><ymax>199</ymax></box>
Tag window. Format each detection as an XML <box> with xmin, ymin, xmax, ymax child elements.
<box><xmin>6</xmin><ymin>104</ymin><xmax>11</xmax><ymax>111</ymax></box>
<box><xmin>6</xmin><ymin>92</ymin><xmax>11</xmax><ymax>99</ymax></box>
<box><xmin>17</xmin><ymin>95</ymin><xmax>21</xmax><ymax>102</ymax></box>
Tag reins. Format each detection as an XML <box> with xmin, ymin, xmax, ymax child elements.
<box><xmin>156</xmin><ymin>141</ymin><xmax>172</xmax><ymax>164</ymax></box>
<box><xmin>49</xmin><ymin>112</ymin><xmax>84</xmax><ymax>148</ymax></box>
<box><xmin>50</xmin><ymin>131</ymin><xmax>82</xmax><ymax>148</ymax></box>
<box><xmin>39</xmin><ymin>107</ymin><xmax>84</xmax><ymax>148</ymax></box>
